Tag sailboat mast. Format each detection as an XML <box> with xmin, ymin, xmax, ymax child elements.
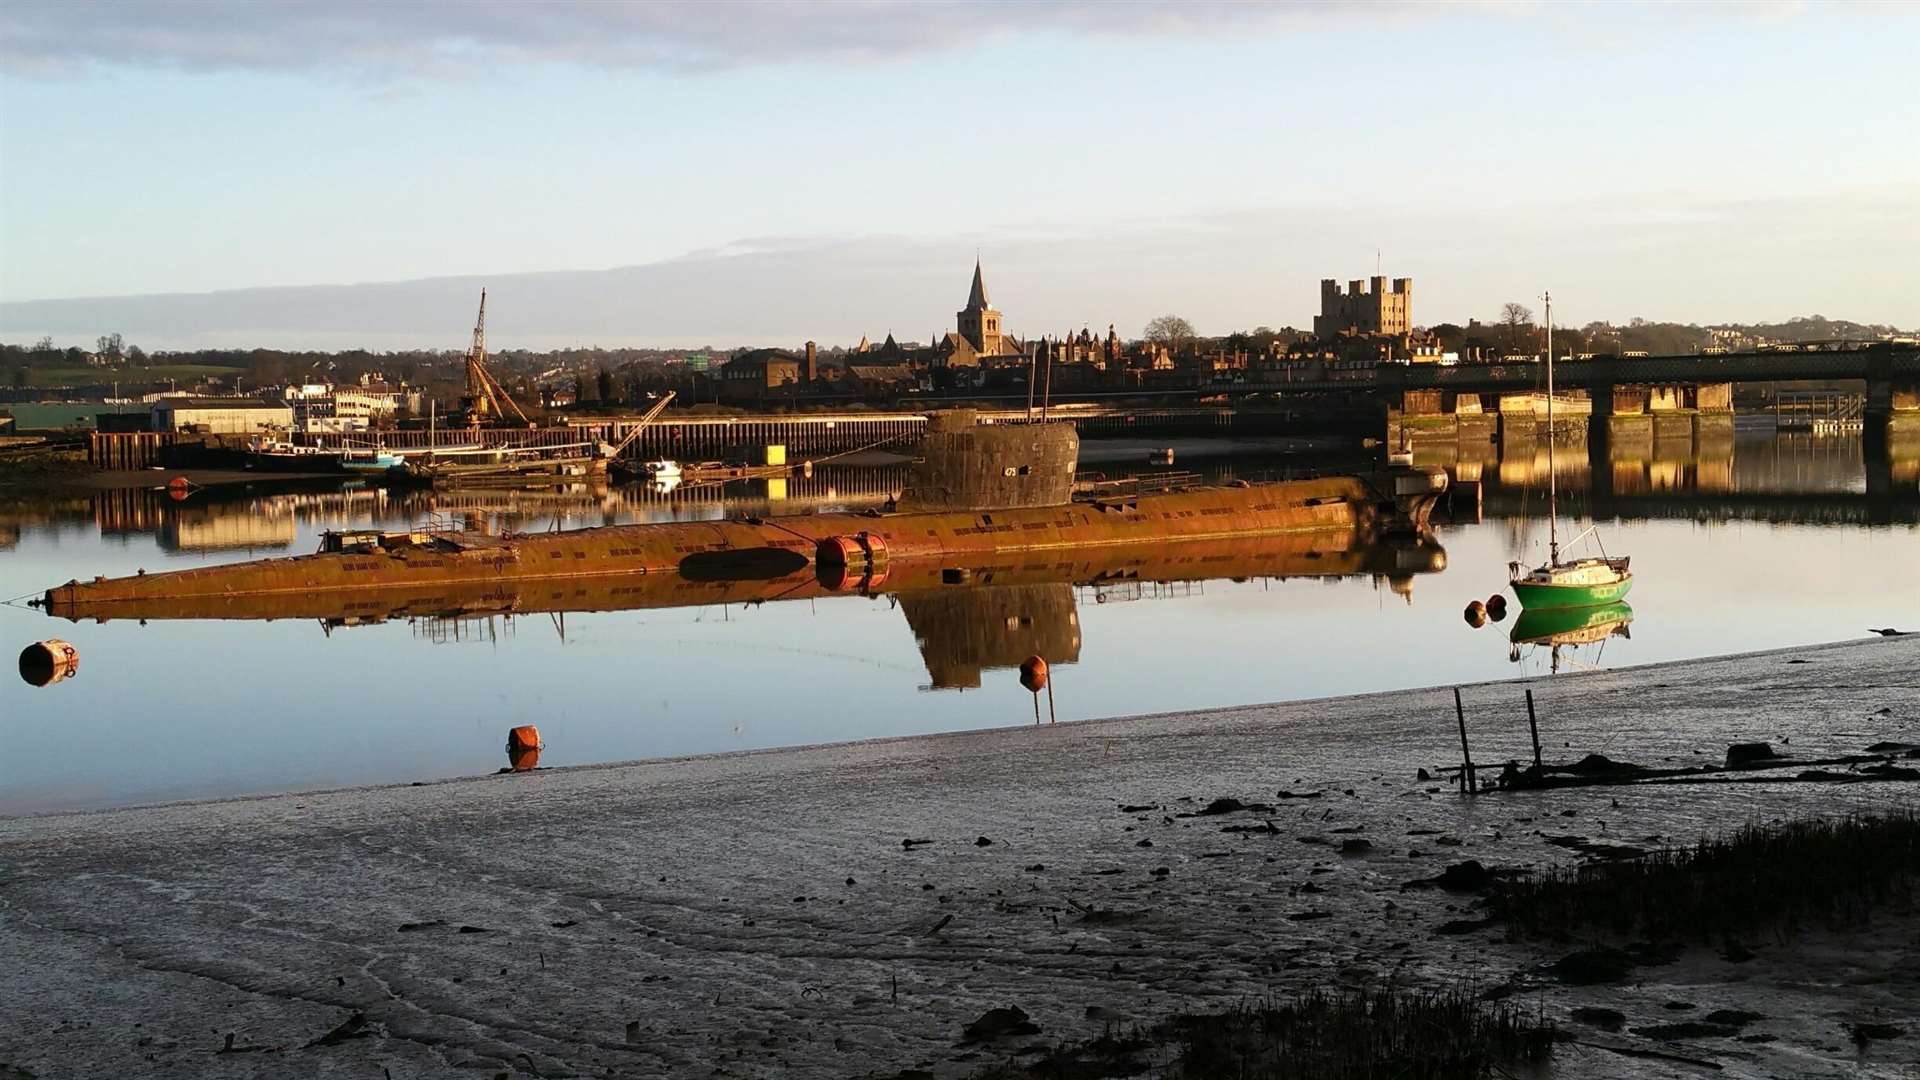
<box><xmin>1545</xmin><ymin>291</ymin><xmax>1558</xmax><ymax>566</ymax></box>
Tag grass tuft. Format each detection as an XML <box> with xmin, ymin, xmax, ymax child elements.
<box><xmin>1497</xmin><ymin>811</ymin><xmax>1920</xmax><ymax>942</ymax></box>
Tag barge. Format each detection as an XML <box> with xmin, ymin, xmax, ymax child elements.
<box><xmin>43</xmin><ymin>412</ymin><xmax>1445</xmax><ymax>612</ymax></box>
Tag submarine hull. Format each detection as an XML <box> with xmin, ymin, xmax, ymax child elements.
<box><xmin>43</xmin><ymin>471</ymin><xmax>1445</xmax><ymax>614</ymax></box>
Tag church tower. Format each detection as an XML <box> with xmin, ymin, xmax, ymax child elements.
<box><xmin>956</xmin><ymin>260</ymin><xmax>1003</xmax><ymax>355</ymax></box>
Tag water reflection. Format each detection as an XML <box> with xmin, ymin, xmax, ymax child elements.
<box><xmin>2</xmin><ymin>434</ymin><xmax>1913</xmax><ymax>814</ymax></box>
<box><xmin>1506</xmin><ymin>601</ymin><xmax>1635</xmax><ymax>674</ymax></box>
<box><xmin>41</xmin><ymin>531</ymin><xmax>1451</xmax><ymax>693</ymax></box>
<box><xmin>1427</xmin><ymin>428</ymin><xmax>1919</xmax><ymax>526</ymax></box>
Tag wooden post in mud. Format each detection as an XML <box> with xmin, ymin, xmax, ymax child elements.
<box><xmin>1454</xmin><ymin>687</ymin><xmax>1476</xmax><ymax>794</ymax></box>
<box><xmin>1525</xmin><ymin>688</ymin><xmax>1542</xmax><ymax>769</ymax></box>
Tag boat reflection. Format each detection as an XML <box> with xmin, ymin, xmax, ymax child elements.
<box><xmin>1507</xmin><ymin>601</ymin><xmax>1634</xmax><ymax>674</ymax></box>
<box><xmin>45</xmin><ymin>531</ymin><xmax>1448</xmax><ymax>692</ymax></box>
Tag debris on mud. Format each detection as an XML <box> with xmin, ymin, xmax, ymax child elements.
<box><xmin>962</xmin><ymin>1006</ymin><xmax>1040</xmax><ymax>1044</ymax></box>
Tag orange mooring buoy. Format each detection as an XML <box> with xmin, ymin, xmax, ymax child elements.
<box><xmin>1019</xmin><ymin>656</ymin><xmax>1049</xmax><ymax>692</ymax></box>
<box><xmin>1485</xmin><ymin>594</ymin><xmax>1508</xmax><ymax>615</ymax></box>
<box><xmin>504</xmin><ymin>726</ymin><xmax>543</xmax><ymax>772</ymax></box>
<box><xmin>1019</xmin><ymin>656</ymin><xmax>1056</xmax><ymax>724</ymax></box>
<box><xmin>18</xmin><ymin>639</ymin><xmax>79</xmax><ymax>687</ymax></box>
<box><xmin>1464</xmin><ymin>601</ymin><xmax>1488</xmax><ymax>628</ymax></box>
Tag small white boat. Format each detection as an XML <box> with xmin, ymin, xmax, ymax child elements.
<box><xmin>643</xmin><ymin>459</ymin><xmax>682</xmax><ymax>478</ymax></box>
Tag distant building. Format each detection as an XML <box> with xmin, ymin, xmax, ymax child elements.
<box><xmin>939</xmin><ymin>261</ymin><xmax>1026</xmax><ymax>368</ymax></box>
<box><xmin>1315</xmin><ymin>276</ymin><xmax>1413</xmax><ymax>340</ymax></box>
<box><xmin>715</xmin><ymin>348</ymin><xmax>803</xmax><ymax>404</ymax></box>
<box><xmin>842</xmin><ymin>362</ymin><xmax>921</xmax><ymax>394</ymax></box>
<box><xmin>1039</xmin><ymin>325</ymin><xmax>1121</xmax><ymax>371</ymax></box>
<box><xmin>3</xmin><ymin>401</ymin><xmax>148</xmax><ymax>432</ymax></box>
<box><xmin>151</xmin><ymin>398</ymin><xmax>293</xmax><ymax>434</ymax></box>
<box><xmin>283</xmin><ymin>383</ymin><xmax>417</xmax><ymax>432</ymax></box>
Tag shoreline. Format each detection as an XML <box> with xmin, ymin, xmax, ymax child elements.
<box><xmin>2</xmin><ymin>635</ymin><xmax>1916</xmax><ymax>1078</ymax></box>
<box><xmin>6</xmin><ymin>632</ymin><xmax>1900</xmax><ymax>824</ymax></box>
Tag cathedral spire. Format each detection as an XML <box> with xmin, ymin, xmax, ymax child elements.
<box><xmin>966</xmin><ymin>259</ymin><xmax>991</xmax><ymax>311</ymax></box>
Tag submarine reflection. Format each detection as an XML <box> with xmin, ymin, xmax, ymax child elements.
<box><xmin>48</xmin><ymin>531</ymin><xmax>1448</xmax><ymax>692</ymax></box>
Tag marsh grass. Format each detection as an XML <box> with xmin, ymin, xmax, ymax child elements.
<box><xmin>1497</xmin><ymin>811</ymin><xmax>1920</xmax><ymax>941</ymax></box>
<box><xmin>1166</xmin><ymin>989</ymin><xmax>1554</xmax><ymax>1080</ymax></box>
<box><xmin>968</xmin><ymin>989</ymin><xmax>1554</xmax><ymax>1080</ymax></box>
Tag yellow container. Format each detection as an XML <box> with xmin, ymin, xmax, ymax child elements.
<box><xmin>765</xmin><ymin>444</ymin><xmax>787</xmax><ymax>466</ymax></box>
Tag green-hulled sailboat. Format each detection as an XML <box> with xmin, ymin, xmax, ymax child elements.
<box><xmin>1508</xmin><ymin>292</ymin><xmax>1633</xmax><ymax>610</ymax></box>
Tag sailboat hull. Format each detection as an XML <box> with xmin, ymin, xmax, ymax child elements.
<box><xmin>1511</xmin><ymin>575</ymin><xmax>1632</xmax><ymax>609</ymax></box>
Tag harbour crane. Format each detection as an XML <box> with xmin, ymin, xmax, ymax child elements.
<box><xmin>597</xmin><ymin>390</ymin><xmax>677</xmax><ymax>460</ymax></box>
<box><xmin>462</xmin><ymin>289</ymin><xmax>531</xmax><ymax>427</ymax></box>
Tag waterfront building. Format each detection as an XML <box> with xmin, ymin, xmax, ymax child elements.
<box><xmin>283</xmin><ymin>382</ymin><xmax>419</xmax><ymax>432</ymax></box>
<box><xmin>151</xmin><ymin>398</ymin><xmax>294</xmax><ymax>434</ymax></box>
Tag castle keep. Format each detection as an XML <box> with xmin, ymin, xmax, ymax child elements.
<box><xmin>1315</xmin><ymin>276</ymin><xmax>1413</xmax><ymax>339</ymax></box>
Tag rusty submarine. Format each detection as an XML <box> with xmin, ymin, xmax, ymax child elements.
<box><xmin>42</xmin><ymin>411</ymin><xmax>1446</xmax><ymax>616</ymax></box>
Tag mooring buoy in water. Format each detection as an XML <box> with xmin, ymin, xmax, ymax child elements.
<box><xmin>19</xmin><ymin>639</ymin><xmax>79</xmax><ymax>687</ymax></box>
<box><xmin>505</xmin><ymin>725</ymin><xmax>543</xmax><ymax>771</ymax></box>
<box><xmin>1020</xmin><ymin>656</ymin><xmax>1056</xmax><ymax>724</ymax></box>
<box><xmin>1019</xmin><ymin>656</ymin><xmax>1048</xmax><ymax>693</ymax></box>
<box><xmin>1464</xmin><ymin>601</ymin><xmax>1488</xmax><ymax>628</ymax></box>
<box><xmin>1486</xmin><ymin>594</ymin><xmax>1508</xmax><ymax>616</ymax></box>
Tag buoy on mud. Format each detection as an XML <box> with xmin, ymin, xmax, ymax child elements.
<box><xmin>1464</xmin><ymin>601</ymin><xmax>1488</xmax><ymax>628</ymax></box>
<box><xmin>19</xmin><ymin>639</ymin><xmax>79</xmax><ymax>687</ymax></box>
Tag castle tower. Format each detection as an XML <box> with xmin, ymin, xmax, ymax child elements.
<box><xmin>956</xmin><ymin>260</ymin><xmax>1003</xmax><ymax>355</ymax></box>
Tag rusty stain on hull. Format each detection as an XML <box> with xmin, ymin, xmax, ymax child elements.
<box><xmin>43</xmin><ymin>472</ymin><xmax>1445</xmax><ymax>614</ymax></box>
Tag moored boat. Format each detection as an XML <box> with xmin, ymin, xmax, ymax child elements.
<box><xmin>1508</xmin><ymin>292</ymin><xmax>1634</xmax><ymax>610</ymax></box>
<box><xmin>1509</xmin><ymin>556</ymin><xmax>1633</xmax><ymax>608</ymax></box>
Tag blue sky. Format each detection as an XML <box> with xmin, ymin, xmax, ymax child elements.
<box><xmin>1</xmin><ymin>1</ymin><xmax>1916</xmax><ymax>348</ymax></box>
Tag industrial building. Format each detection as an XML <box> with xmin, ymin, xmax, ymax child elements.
<box><xmin>150</xmin><ymin>398</ymin><xmax>293</xmax><ymax>434</ymax></box>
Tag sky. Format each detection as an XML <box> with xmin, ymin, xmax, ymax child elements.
<box><xmin>1</xmin><ymin>0</ymin><xmax>1917</xmax><ymax>350</ymax></box>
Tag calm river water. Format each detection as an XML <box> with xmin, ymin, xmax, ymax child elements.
<box><xmin>2</xmin><ymin>428</ymin><xmax>1915</xmax><ymax>814</ymax></box>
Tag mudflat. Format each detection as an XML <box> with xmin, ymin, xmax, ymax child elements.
<box><xmin>2</xmin><ymin>636</ymin><xmax>1915</xmax><ymax>1079</ymax></box>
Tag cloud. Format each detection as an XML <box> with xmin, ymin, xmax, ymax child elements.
<box><xmin>4</xmin><ymin>185</ymin><xmax>1913</xmax><ymax>351</ymax></box>
<box><xmin>0</xmin><ymin>0</ymin><xmax>1477</xmax><ymax>80</ymax></box>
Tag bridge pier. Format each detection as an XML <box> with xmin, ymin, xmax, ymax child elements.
<box><xmin>1392</xmin><ymin>390</ymin><xmax>1496</xmax><ymax>445</ymax></box>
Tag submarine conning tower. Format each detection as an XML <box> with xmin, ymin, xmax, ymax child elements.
<box><xmin>896</xmin><ymin>410</ymin><xmax>1080</xmax><ymax>513</ymax></box>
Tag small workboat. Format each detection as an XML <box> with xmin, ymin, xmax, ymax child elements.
<box><xmin>338</xmin><ymin>447</ymin><xmax>407</xmax><ymax>474</ymax></box>
<box><xmin>244</xmin><ymin>438</ymin><xmax>338</xmax><ymax>472</ymax></box>
<box><xmin>643</xmin><ymin>459</ymin><xmax>682</xmax><ymax>478</ymax></box>
<box><xmin>1508</xmin><ymin>292</ymin><xmax>1633</xmax><ymax>610</ymax></box>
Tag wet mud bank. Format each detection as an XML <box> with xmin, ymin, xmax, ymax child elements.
<box><xmin>1</xmin><ymin>636</ymin><xmax>1917</xmax><ymax>1079</ymax></box>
